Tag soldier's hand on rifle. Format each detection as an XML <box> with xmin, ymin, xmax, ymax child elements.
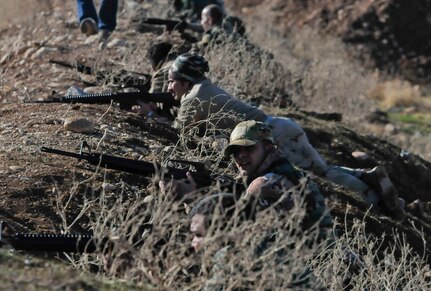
<box><xmin>134</xmin><ymin>100</ymin><xmax>158</xmax><ymax>117</ymax></box>
<box><xmin>159</xmin><ymin>172</ymin><xmax>197</xmax><ymax>199</ymax></box>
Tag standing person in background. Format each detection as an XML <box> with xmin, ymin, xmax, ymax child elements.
<box><xmin>77</xmin><ymin>0</ymin><xmax>118</xmax><ymax>47</ymax></box>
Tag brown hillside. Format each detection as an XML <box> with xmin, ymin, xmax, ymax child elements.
<box><xmin>227</xmin><ymin>0</ymin><xmax>431</xmax><ymax>84</ymax></box>
<box><xmin>0</xmin><ymin>0</ymin><xmax>431</xmax><ymax>288</ymax></box>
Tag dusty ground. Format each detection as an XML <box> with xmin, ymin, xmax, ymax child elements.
<box><xmin>0</xmin><ymin>0</ymin><xmax>63</xmax><ymax>29</ymax></box>
<box><xmin>0</xmin><ymin>0</ymin><xmax>431</xmax><ymax>288</ymax></box>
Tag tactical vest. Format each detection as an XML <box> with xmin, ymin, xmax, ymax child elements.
<box><xmin>270</xmin><ymin>159</ymin><xmax>333</xmax><ymax>230</ymax></box>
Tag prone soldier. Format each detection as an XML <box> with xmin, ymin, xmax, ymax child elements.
<box><xmin>150</xmin><ymin>52</ymin><xmax>408</xmax><ymax>221</ymax></box>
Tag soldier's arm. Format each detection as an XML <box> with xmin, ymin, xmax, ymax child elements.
<box><xmin>246</xmin><ymin>173</ymin><xmax>295</xmax><ymax>208</ymax></box>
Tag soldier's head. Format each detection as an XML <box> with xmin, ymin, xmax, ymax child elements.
<box><xmin>224</xmin><ymin>120</ymin><xmax>275</xmax><ymax>177</ymax></box>
<box><xmin>201</xmin><ymin>4</ymin><xmax>223</xmax><ymax>32</ymax></box>
<box><xmin>146</xmin><ymin>42</ymin><xmax>173</xmax><ymax>70</ymax></box>
<box><xmin>168</xmin><ymin>53</ymin><xmax>209</xmax><ymax>100</ymax></box>
<box><xmin>189</xmin><ymin>193</ymin><xmax>253</xmax><ymax>252</ymax></box>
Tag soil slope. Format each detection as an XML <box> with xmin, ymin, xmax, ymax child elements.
<box><xmin>0</xmin><ymin>0</ymin><xmax>431</xmax><ymax>286</ymax></box>
<box><xmin>227</xmin><ymin>0</ymin><xmax>431</xmax><ymax>84</ymax></box>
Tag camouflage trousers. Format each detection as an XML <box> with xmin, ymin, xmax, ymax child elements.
<box><xmin>266</xmin><ymin>115</ymin><xmax>379</xmax><ymax>205</ymax></box>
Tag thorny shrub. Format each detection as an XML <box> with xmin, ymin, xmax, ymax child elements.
<box><xmin>56</xmin><ymin>167</ymin><xmax>430</xmax><ymax>290</ymax></box>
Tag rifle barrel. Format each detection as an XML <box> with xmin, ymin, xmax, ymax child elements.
<box><xmin>49</xmin><ymin>59</ymin><xmax>93</xmax><ymax>75</ymax></box>
<box><xmin>40</xmin><ymin>146</ymin><xmax>213</xmax><ymax>188</ymax></box>
<box><xmin>41</xmin><ymin>147</ymin><xmax>84</xmax><ymax>160</ymax></box>
<box><xmin>142</xmin><ymin>18</ymin><xmax>183</xmax><ymax>31</ymax></box>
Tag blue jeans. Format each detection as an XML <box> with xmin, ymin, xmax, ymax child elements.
<box><xmin>77</xmin><ymin>0</ymin><xmax>118</xmax><ymax>32</ymax></box>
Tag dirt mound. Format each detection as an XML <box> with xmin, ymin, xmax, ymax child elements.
<box><xmin>1</xmin><ymin>0</ymin><xmax>431</xmax><ymax>287</ymax></box>
<box><xmin>227</xmin><ymin>0</ymin><xmax>431</xmax><ymax>84</ymax></box>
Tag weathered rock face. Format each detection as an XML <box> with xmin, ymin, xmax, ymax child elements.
<box><xmin>227</xmin><ymin>0</ymin><xmax>431</xmax><ymax>83</ymax></box>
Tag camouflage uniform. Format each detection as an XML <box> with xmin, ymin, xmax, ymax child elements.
<box><xmin>202</xmin><ymin>121</ymin><xmax>332</xmax><ymax>290</ymax></box>
<box><xmin>194</xmin><ymin>20</ymin><xmax>244</xmax><ymax>52</ymax></box>
<box><xmin>225</xmin><ymin>120</ymin><xmax>333</xmax><ymax>230</ymax></box>
<box><xmin>170</xmin><ymin>53</ymin><xmax>403</xmax><ymax>218</ymax></box>
<box><xmin>194</xmin><ymin>26</ymin><xmax>226</xmax><ymax>50</ymax></box>
<box><xmin>265</xmin><ymin>115</ymin><xmax>404</xmax><ymax>218</ymax></box>
<box><xmin>174</xmin><ymin>78</ymin><xmax>266</xmax><ymax>135</ymax></box>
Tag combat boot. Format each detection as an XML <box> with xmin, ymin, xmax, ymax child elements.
<box><xmin>361</xmin><ymin>166</ymin><xmax>407</xmax><ymax>222</ymax></box>
<box><xmin>80</xmin><ymin>18</ymin><xmax>98</xmax><ymax>37</ymax></box>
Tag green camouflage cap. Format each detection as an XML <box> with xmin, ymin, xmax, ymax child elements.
<box><xmin>170</xmin><ymin>52</ymin><xmax>209</xmax><ymax>82</ymax></box>
<box><xmin>224</xmin><ymin>120</ymin><xmax>274</xmax><ymax>157</ymax></box>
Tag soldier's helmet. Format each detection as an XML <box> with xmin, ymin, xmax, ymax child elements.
<box><xmin>224</xmin><ymin>120</ymin><xmax>274</xmax><ymax>157</ymax></box>
<box><xmin>170</xmin><ymin>52</ymin><xmax>209</xmax><ymax>82</ymax></box>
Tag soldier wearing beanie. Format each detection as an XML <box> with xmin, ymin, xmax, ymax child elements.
<box><xmin>167</xmin><ymin>52</ymin><xmax>266</xmax><ymax>135</ymax></box>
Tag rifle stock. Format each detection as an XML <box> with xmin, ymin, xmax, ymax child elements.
<box><xmin>31</xmin><ymin>91</ymin><xmax>179</xmax><ymax>110</ymax></box>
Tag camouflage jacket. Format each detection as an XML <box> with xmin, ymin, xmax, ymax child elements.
<box><xmin>244</xmin><ymin>148</ymin><xmax>333</xmax><ymax>230</ymax></box>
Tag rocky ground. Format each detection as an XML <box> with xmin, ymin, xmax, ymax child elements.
<box><xmin>0</xmin><ymin>0</ymin><xmax>431</xmax><ymax>288</ymax></box>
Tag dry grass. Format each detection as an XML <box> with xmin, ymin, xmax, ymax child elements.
<box><xmin>241</xmin><ymin>24</ymin><xmax>377</xmax><ymax>124</ymax></box>
<box><xmin>53</xmin><ymin>170</ymin><xmax>431</xmax><ymax>290</ymax></box>
<box><xmin>202</xmin><ymin>31</ymin><xmax>299</xmax><ymax>108</ymax></box>
<box><xmin>368</xmin><ymin>79</ymin><xmax>431</xmax><ymax>111</ymax></box>
<box><xmin>2</xmin><ymin>1</ymin><xmax>429</xmax><ymax>289</ymax></box>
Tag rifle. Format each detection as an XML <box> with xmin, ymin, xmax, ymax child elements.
<box><xmin>141</xmin><ymin>18</ymin><xmax>186</xmax><ymax>32</ymax></box>
<box><xmin>49</xmin><ymin>59</ymin><xmax>152</xmax><ymax>91</ymax></box>
<box><xmin>30</xmin><ymin>91</ymin><xmax>179</xmax><ymax>111</ymax></box>
<box><xmin>0</xmin><ymin>221</ymin><xmax>96</xmax><ymax>253</ymax></box>
<box><xmin>40</xmin><ymin>142</ymin><xmax>217</xmax><ymax>190</ymax></box>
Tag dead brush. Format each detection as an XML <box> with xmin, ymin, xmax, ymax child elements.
<box><xmin>59</xmin><ymin>172</ymin><xmax>333</xmax><ymax>288</ymax></box>
<box><xmin>312</xmin><ymin>211</ymin><xmax>431</xmax><ymax>290</ymax></box>
<box><xmin>54</xmin><ymin>168</ymin><xmax>431</xmax><ymax>289</ymax></box>
<box><xmin>243</xmin><ymin>23</ymin><xmax>377</xmax><ymax>124</ymax></box>
<box><xmin>201</xmin><ymin>33</ymin><xmax>298</xmax><ymax>108</ymax></box>
<box><xmin>368</xmin><ymin>79</ymin><xmax>431</xmax><ymax>111</ymax></box>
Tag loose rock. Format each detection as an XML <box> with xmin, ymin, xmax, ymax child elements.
<box><xmin>351</xmin><ymin>151</ymin><xmax>370</xmax><ymax>161</ymax></box>
<box><xmin>384</xmin><ymin>123</ymin><xmax>397</xmax><ymax>135</ymax></box>
<box><xmin>64</xmin><ymin>117</ymin><xmax>95</xmax><ymax>133</ymax></box>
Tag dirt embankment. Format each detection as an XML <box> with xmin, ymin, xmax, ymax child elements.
<box><xmin>227</xmin><ymin>0</ymin><xmax>431</xmax><ymax>84</ymax></box>
<box><xmin>0</xmin><ymin>1</ymin><xmax>431</xmax><ymax>287</ymax></box>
